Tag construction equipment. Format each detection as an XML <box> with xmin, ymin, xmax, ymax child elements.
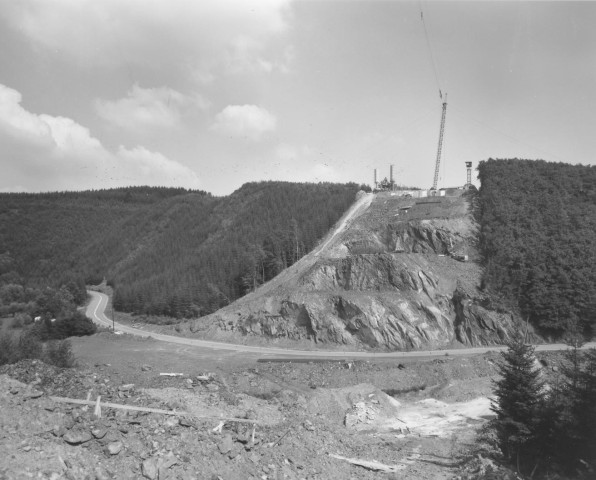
<box><xmin>431</xmin><ymin>95</ymin><xmax>447</xmax><ymax>191</ymax></box>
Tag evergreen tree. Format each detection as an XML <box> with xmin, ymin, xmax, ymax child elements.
<box><xmin>491</xmin><ymin>333</ymin><xmax>545</xmax><ymax>475</ymax></box>
<box><xmin>551</xmin><ymin>341</ymin><xmax>596</xmax><ymax>477</ymax></box>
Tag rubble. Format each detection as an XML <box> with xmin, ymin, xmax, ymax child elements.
<box><xmin>0</xmin><ymin>347</ymin><xmax>514</xmax><ymax>479</ymax></box>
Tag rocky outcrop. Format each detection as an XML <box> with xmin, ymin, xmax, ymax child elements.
<box><xmin>452</xmin><ymin>288</ymin><xmax>515</xmax><ymax>345</ymax></box>
<box><xmin>186</xmin><ymin>194</ymin><xmax>517</xmax><ymax>351</ymax></box>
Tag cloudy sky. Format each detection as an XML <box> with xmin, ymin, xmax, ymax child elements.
<box><xmin>0</xmin><ymin>0</ymin><xmax>594</xmax><ymax>195</ymax></box>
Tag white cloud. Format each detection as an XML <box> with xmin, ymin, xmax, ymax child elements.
<box><xmin>0</xmin><ymin>86</ymin><xmax>53</xmax><ymax>145</ymax></box>
<box><xmin>95</xmin><ymin>84</ymin><xmax>209</xmax><ymax>131</ymax></box>
<box><xmin>115</xmin><ymin>145</ymin><xmax>195</xmax><ymax>182</ymax></box>
<box><xmin>39</xmin><ymin>115</ymin><xmax>102</xmax><ymax>151</ymax></box>
<box><xmin>0</xmin><ymin>83</ymin><xmax>201</xmax><ymax>191</ymax></box>
<box><xmin>0</xmin><ymin>0</ymin><xmax>292</xmax><ymax>78</ymax></box>
<box><xmin>211</xmin><ymin>105</ymin><xmax>277</xmax><ymax>141</ymax></box>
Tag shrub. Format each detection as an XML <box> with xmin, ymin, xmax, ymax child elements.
<box><xmin>0</xmin><ymin>332</ymin><xmax>17</xmax><ymax>365</ymax></box>
<box><xmin>9</xmin><ymin>312</ymin><xmax>31</xmax><ymax>329</ymax></box>
<box><xmin>17</xmin><ymin>330</ymin><xmax>43</xmax><ymax>361</ymax></box>
<box><xmin>53</xmin><ymin>311</ymin><xmax>97</xmax><ymax>338</ymax></box>
<box><xmin>44</xmin><ymin>339</ymin><xmax>76</xmax><ymax>368</ymax></box>
<box><xmin>9</xmin><ymin>316</ymin><xmax>23</xmax><ymax>329</ymax></box>
<box><xmin>33</xmin><ymin>311</ymin><xmax>97</xmax><ymax>340</ymax></box>
<box><xmin>17</xmin><ymin>312</ymin><xmax>33</xmax><ymax>326</ymax></box>
<box><xmin>0</xmin><ymin>329</ymin><xmax>77</xmax><ymax>368</ymax></box>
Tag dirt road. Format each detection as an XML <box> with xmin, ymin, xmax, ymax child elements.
<box><xmin>86</xmin><ymin>291</ymin><xmax>595</xmax><ymax>359</ymax></box>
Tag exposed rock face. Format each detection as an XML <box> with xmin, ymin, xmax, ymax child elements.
<box><xmin>186</xmin><ymin>193</ymin><xmax>517</xmax><ymax>350</ymax></box>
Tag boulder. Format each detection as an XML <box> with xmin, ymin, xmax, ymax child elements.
<box><xmin>63</xmin><ymin>429</ymin><xmax>93</xmax><ymax>445</ymax></box>
<box><xmin>218</xmin><ymin>434</ymin><xmax>233</xmax><ymax>454</ymax></box>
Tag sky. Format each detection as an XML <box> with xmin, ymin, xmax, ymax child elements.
<box><xmin>0</xmin><ymin>0</ymin><xmax>595</xmax><ymax>195</ymax></box>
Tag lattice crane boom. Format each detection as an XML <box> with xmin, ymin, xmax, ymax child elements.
<box><xmin>432</xmin><ymin>96</ymin><xmax>447</xmax><ymax>190</ymax></box>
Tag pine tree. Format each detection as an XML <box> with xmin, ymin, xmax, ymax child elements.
<box><xmin>491</xmin><ymin>333</ymin><xmax>545</xmax><ymax>475</ymax></box>
<box><xmin>575</xmin><ymin>349</ymin><xmax>596</xmax><ymax>472</ymax></box>
<box><xmin>552</xmin><ymin>341</ymin><xmax>596</xmax><ymax>477</ymax></box>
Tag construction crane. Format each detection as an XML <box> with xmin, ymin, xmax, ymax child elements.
<box><xmin>420</xmin><ymin>3</ymin><xmax>449</xmax><ymax>191</ymax></box>
<box><xmin>431</xmin><ymin>95</ymin><xmax>447</xmax><ymax>191</ymax></box>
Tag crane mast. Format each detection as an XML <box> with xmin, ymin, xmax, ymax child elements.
<box><xmin>431</xmin><ymin>96</ymin><xmax>447</xmax><ymax>191</ymax></box>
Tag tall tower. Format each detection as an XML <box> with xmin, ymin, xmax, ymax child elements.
<box><xmin>465</xmin><ymin>162</ymin><xmax>472</xmax><ymax>186</ymax></box>
<box><xmin>390</xmin><ymin>164</ymin><xmax>394</xmax><ymax>190</ymax></box>
<box><xmin>374</xmin><ymin>169</ymin><xmax>378</xmax><ymax>190</ymax></box>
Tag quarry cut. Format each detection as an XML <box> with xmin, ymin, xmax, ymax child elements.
<box><xmin>184</xmin><ymin>192</ymin><xmax>515</xmax><ymax>350</ymax></box>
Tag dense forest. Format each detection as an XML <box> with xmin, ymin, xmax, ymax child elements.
<box><xmin>0</xmin><ymin>182</ymin><xmax>361</xmax><ymax>318</ymax></box>
<box><xmin>477</xmin><ymin>159</ymin><xmax>596</xmax><ymax>338</ymax></box>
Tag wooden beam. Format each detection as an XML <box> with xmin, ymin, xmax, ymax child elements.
<box><xmin>329</xmin><ymin>454</ymin><xmax>406</xmax><ymax>473</ymax></box>
<box><xmin>49</xmin><ymin>396</ymin><xmax>260</xmax><ymax>424</ymax></box>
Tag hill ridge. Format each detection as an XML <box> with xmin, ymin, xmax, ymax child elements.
<box><xmin>0</xmin><ymin>182</ymin><xmax>361</xmax><ymax>318</ymax></box>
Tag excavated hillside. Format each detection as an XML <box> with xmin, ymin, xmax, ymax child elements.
<box><xmin>181</xmin><ymin>191</ymin><xmax>516</xmax><ymax>350</ymax></box>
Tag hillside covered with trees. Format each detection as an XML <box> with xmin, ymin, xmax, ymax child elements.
<box><xmin>0</xmin><ymin>182</ymin><xmax>361</xmax><ymax>318</ymax></box>
<box><xmin>477</xmin><ymin>159</ymin><xmax>596</xmax><ymax>338</ymax></box>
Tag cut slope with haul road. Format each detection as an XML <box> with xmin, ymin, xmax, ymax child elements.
<box><xmin>178</xmin><ymin>191</ymin><xmax>522</xmax><ymax>350</ymax></box>
<box><xmin>87</xmin><ymin>291</ymin><xmax>595</xmax><ymax>357</ymax></box>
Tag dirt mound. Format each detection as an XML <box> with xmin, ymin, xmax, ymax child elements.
<box><xmin>306</xmin><ymin>382</ymin><xmax>493</xmax><ymax>438</ymax></box>
<box><xmin>307</xmin><ymin>383</ymin><xmax>403</xmax><ymax>432</ymax></box>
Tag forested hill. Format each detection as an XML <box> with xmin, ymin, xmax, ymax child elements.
<box><xmin>477</xmin><ymin>159</ymin><xmax>596</xmax><ymax>338</ymax></box>
<box><xmin>0</xmin><ymin>182</ymin><xmax>361</xmax><ymax>317</ymax></box>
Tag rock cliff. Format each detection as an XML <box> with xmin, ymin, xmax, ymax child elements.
<box><xmin>183</xmin><ymin>192</ymin><xmax>517</xmax><ymax>350</ymax></box>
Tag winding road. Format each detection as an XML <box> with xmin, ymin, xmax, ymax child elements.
<box><xmin>86</xmin><ymin>291</ymin><xmax>594</xmax><ymax>359</ymax></box>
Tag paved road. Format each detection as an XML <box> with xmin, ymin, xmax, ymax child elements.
<box><xmin>86</xmin><ymin>291</ymin><xmax>595</xmax><ymax>359</ymax></box>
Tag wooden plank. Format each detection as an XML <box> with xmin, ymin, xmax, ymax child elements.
<box><xmin>49</xmin><ymin>396</ymin><xmax>260</xmax><ymax>424</ymax></box>
<box><xmin>329</xmin><ymin>454</ymin><xmax>406</xmax><ymax>473</ymax></box>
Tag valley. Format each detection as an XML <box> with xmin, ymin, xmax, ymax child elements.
<box><xmin>2</xmin><ymin>161</ymin><xmax>596</xmax><ymax>479</ymax></box>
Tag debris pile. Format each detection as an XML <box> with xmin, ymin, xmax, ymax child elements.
<box><xmin>0</xmin><ymin>352</ymin><xmax>509</xmax><ymax>479</ymax></box>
